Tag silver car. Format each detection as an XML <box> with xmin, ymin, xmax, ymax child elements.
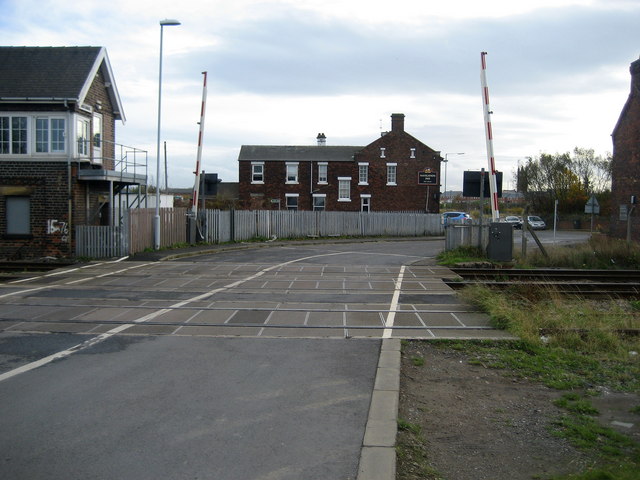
<box><xmin>527</xmin><ymin>215</ymin><xmax>546</xmax><ymax>230</ymax></box>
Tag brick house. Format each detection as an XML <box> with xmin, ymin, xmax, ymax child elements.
<box><xmin>238</xmin><ymin>113</ymin><xmax>443</xmax><ymax>212</ymax></box>
<box><xmin>610</xmin><ymin>56</ymin><xmax>640</xmax><ymax>240</ymax></box>
<box><xmin>0</xmin><ymin>47</ymin><xmax>146</xmax><ymax>259</ymax></box>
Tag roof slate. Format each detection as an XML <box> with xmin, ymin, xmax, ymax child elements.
<box><xmin>0</xmin><ymin>46</ymin><xmax>102</xmax><ymax>99</ymax></box>
<box><xmin>239</xmin><ymin>145</ymin><xmax>363</xmax><ymax>162</ymax></box>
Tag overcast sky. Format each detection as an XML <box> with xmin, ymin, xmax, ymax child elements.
<box><xmin>2</xmin><ymin>0</ymin><xmax>638</xmax><ymax>191</ymax></box>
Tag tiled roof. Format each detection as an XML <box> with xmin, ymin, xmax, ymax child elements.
<box><xmin>0</xmin><ymin>46</ymin><xmax>102</xmax><ymax>99</ymax></box>
<box><xmin>238</xmin><ymin>145</ymin><xmax>363</xmax><ymax>162</ymax></box>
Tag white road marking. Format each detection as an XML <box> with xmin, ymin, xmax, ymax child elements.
<box><xmin>382</xmin><ymin>265</ymin><xmax>406</xmax><ymax>339</ymax></box>
<box><xmin>0</xmin><ymin>250</ymin><xmax>409</xmax><ymax>381</ymax></box>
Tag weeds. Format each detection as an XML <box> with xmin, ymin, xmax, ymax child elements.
<box><xmin>410</xmin><ymin>356</ymin><xmax>425</xmax><ymax>367</ymax></box>
<box><xmin>396</xmin><ymin>418</ymin><xmax>444</xmax><ymax>480</ymax></box>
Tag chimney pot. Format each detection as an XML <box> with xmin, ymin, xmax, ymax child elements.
<box><xmin>317</xmin><ymin>133</ymin><xmax>326</xmax><ymax>146</ymax></box>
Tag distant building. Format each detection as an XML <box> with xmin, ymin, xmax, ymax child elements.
<box><xmin>238</xmin><ymin>114</ymin><xmax>443</xmax><ymax>212</ymax></box>
<box><xmin>611</xmin><ymin>56</ymin><xmax>640</xmax><ymax>240</ymax></box>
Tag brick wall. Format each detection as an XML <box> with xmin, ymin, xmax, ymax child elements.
<box><xmin>238</xmin><ymin>114</ymin><xmax>443</xmax><ymax>212</ymax></box>
<box><xmin>0</xmin><ymin>162</ymin><xmax>73</xmax><ymax>258</ymax></box>
<box><xmin>610</xmin><ymin>58</ymin><xmax>640</xmax><ymax>240</ymax></box>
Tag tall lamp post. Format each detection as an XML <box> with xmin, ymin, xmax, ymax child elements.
<box><xmin>154</xmin><ymin>18</ymin><xmax>181</xmax><ymax>250</ymax></box>
<box><xmin>442</xmin><ymin>152</ymin><xmax>464</xmax><ymax>203</ymax></box>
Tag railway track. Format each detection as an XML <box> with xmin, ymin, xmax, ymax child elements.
<box><xmin>0</xmin><ymin>261</ymin><xmax>76</xmax><ymax>281</ymax></box>
<box><xmin>446</xmin><ymin>267</ymin><xmax>640</xmax><ymax>297</ymax></box>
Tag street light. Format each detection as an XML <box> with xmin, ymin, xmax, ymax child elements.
<box><xmin>154</xmin><ymin>18</ymin><xmax>181</xmax><ymax>250</ymax></box>
<box><xmin>442</xmin><ymin>152</ymin><xmax>464</xmax><ymax>203</ymax></box>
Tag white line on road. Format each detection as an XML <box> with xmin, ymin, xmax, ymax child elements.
<box><xmin>1</xmin><ymin>250</ymin><xmax>416</xmax><ymax>381</ymax></box>
<box><xmin>382</xmin><ymin>265</ymin><xmax>406</xmax><ymax>339</ymax></box>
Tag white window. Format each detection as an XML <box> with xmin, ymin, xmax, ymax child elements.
<box><xmin>286</xmin><ymin>162</ymin><xmax>299</xmax><ymax>184</ymax></box>
<box><xmin>93</xmin><ymin>114</ymin><xmax>102</xmax><ymax>151</ymax></box>
<box><xmin>387</xmin><ymin>163</ymin><xmax>397</xmax><ymax>185</ymax></box>
<box><xmin>285</xmin><ymin>193</ymin><xmax>299</xmax><ymax>210</ymax></box>
<box><xmin>77</xmin><ymin>117</ymin><xmax>90</xmax><ymax>156</ymax></box>
<box><xmin>361</xmin><ymin>195</ymin><xmax>371</xmax><ymax>212</ymax></box>
<box><xmin>318</xmin><ymin>163</ymin><xmax>328</xmax><ymax>183</ymax></box>
<box><xmin>338</xmin><ymin>177</ymin><xmax>351</xmax><ymax>201</ymax></box>
<box><xmin>380</xmin><ymin>147</ymin><xmax>386</xmax><ymax>158</ymax></box>
<box><xmin>410</xmin><ymin>148</ymin><xmax>416</xmax><ymax>158</ymax></box>
<box><xmin>35</xmin><ymin>117</ymin><xmax>66</xmax><ymax>153</ymax></box>
<box><xmin>51</xmin><ymin>119</ymin><xmax>65</xmax><ymax>152</ymax></box>
<box><xmin>0</xmin><ymin>116</ymin><xmax>27</xmax><ymax>154</ymax></box>
<box><xmin>313</xmin><ymin>194</ymin><xmax>326</xmax><ymax>211</ymax></box>
<box><xmin>358</xmin><ymin>163</ymin><xmax>369</xmax><ymax>185</ymax></box>
<box><xmin>6</xmin><ymin>196</ymin><xmax>30</xmax><ymax>235</ymax></box>
<box><xmin>251</xmin><ymin>162</ymin><xmax>264</xmax><ymax>183</ymax></box>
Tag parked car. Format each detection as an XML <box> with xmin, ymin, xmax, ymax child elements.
<box><xmin>527</xmin><ymin>215</ymin><xmax>546</xmax><ymax>230</ymax></box>
<box><xmin>504</xmin><ymin>215</ymin><xmax>523</xmax><ymax>229</ymax></box>
<box><xmin>441</xmin><ymin>211</ymin><xmax>472</xmax><ymax>226</ymax></box>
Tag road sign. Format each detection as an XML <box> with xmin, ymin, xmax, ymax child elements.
<box><xmin>585</xmin><ymin>195</ymin><xmax>600</xmax><ymax>214</ymax></box>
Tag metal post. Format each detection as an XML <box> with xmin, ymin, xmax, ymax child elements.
<box><xmin>154</xmin><ymin>19</ymin><xmax>180</xmax><ymax>250</ymax></box>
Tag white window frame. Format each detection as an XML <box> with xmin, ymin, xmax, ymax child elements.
<box><xmin>361</xmin><ymin>194</ymin><xmax>371</xmax><ymax>213</ymax></box>
<box><xmin>1</xmin><ymin>114</ymin><xmax>67</xmax><ymax>156</ymax></box>
<box><xmin>251</xmin><ymin>162</ymin><xmax>264</xmax><ymax>184</ymax></box>
<box><xmin>410</xmin><ymin>148</ymin><xmax>416</xmax><ymax>158</ymax></box>
<box><xmin>386</xmin><ymin>163</ymin><xmax>397</xmax><ymax>186</ymax></box>
<box><xmin>312</xmin><ymin>193</ymin><xmax>326</xmax><ymax>211</ymax></box>
<box><xmin>358</xmin><ymin>162</ymin><xmax>369</xmax><ymax>185</ymax></box>
<box><xmin>317</xmin><ymin>162</ymin><xmax>328</xmax><ymax>184</ymax></box>
<box><xmin>35</xmin><ymin>117</ymin><xmax>66</xmax><ymax>154</ymax></box>
<box><xmin>338</xmin><ymin>177</ymin><xmax>351</xmax><ymax>202</ymax></box>
<box><xmin>286</xmin><ymin>162</ymin><xmax>299</xmax><ymax>184</ymax></box>
<box><xmin>0</xmin><ymin>115</ymin><xmax>28</xmax><ymax>155</ymax></box>
<box><xmin>93</xmin><ymin>113</ymin><xmax>102</xmax><ymax>159</ymax></box>
<box><xmin>285</xmin><ymin>193</ymin><xmax>299</xmax><ymax>210</ymax></box>
<box><xmin>5</xmin><ymin>196</ymin><xmax>31</xmax><ymax>235</ymax></box>
<box><xmin>380</xmin><ymin>147</ymin><xmax>386</xmax><ymax>158</ymax></box>
<box><xmin>76</xmin><ymin>117</ymin><xmax>90</xmax><ymax>157</ymax></box>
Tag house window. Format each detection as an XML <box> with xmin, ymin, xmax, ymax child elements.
<box><xmin>410</xmin><ymin>148</ymin><xmax>416</xmax><ymax>158</ymax></box>
<box><xmin>387</xmin><ymin>163</ymin><xmax>397</xmax><ymax>185</ymax></box>
<box><xmin>313</xmin><ymin>194</ymin><xmax>326</xmax><ymax>211</ymax></box>
<box><xmin>318</xmin><ymin>163</ymin><xmax>328</xmax><ymax>183</ymax></box>
<box><xmin>77</xmin><ymin>117</ymin><xmax>90</xmax><ymax>156</ymax></box>
<box><xmin>338</xmin><ymin>177</ymin><xmax>351</xmax><ymax>201</ymax></box>
<box><xmin>93</xmin><ymin>114</ymin><xmax>102</xmax><ymax>149</ymax></box>
<box><xmin>358</xmin><ymin>163</ymin><xmax>369</xmax><ymax>185</ymax></box>
<box><xmin>380</xmin><ymin>147</ymin><xmax>386</xmax><ymax>158</ymax></box>
<box><xmin>285</xmin><ymin>194</ymin><xmax>298</xmax><ymax>210</ymax></box>
<box><xmin>51</xmin><ymin>119</ymin><xmax>65</xmax><ymax>152</ymax></box>
<box><xmin>0</xmin><ymin>116</ymin><xmax>27</xmax><ymax>154</ymax></box>
<box><xmin>251</xmin><ymin>162</ymin><xmax>264</xmax><ymax>183</ymax></box>
<box><xmin>6</xmin><ymin>196</ymin><xmax>31</xmax><ymax>235</ymax></box>
<box><xmin>286</xmin><ymin>162</ymin><xmax>299</xmax><ymax>183</ymax></box>
<box><xmin>35</xmin><ymin>118</ymin><xmax>66</xmax><ymax>153</ymax></box>
<box><xmin>361</xmin><ymin>195</ymin><xmax>371</xmax><ymax>212</ymax></box>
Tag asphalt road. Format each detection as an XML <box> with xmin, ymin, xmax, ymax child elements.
<box><xmin>0</xmin><ymin>235</ymin><xmax>587</xmax><ymax>479</ymax></box>
<box><xmin>0</xmin><ymin>239</ymin><xmax>446</xmax><ymax>480</ymax></box>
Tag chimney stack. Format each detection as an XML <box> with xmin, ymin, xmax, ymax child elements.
<box><xmin>317</xmin><ymin>133</ymin><xmax>326</xmax><ymax>146</ymax></box>
<box><xmin>631</xmin><ymin>57</ymin><xmax>640</xmax><ymax>93</ymax></box>
<box><xmin>391</xmin><ymin>113</ymin><xmax>405</xmax><ymax>133</ymax></box>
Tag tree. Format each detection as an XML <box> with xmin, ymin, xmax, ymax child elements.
<box><xmin>516</xmin><ymin>148</ymin><xmax>611</xmax><ymax>214</ymax></box>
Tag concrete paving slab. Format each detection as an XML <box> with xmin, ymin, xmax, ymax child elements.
<box><xmin>419</xmin><ymin>312</ymin><xmax>465</xmax><ymax>326</ymax></box>
<box><xmin>392</xmin><ymin>313</ymin><xmax>423</xmax><ymax>326</ymax></box>
<box><xmin>227</xmin><ymin>310</ymin><xmax>271</xmax><ymax>324</ymax></box>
